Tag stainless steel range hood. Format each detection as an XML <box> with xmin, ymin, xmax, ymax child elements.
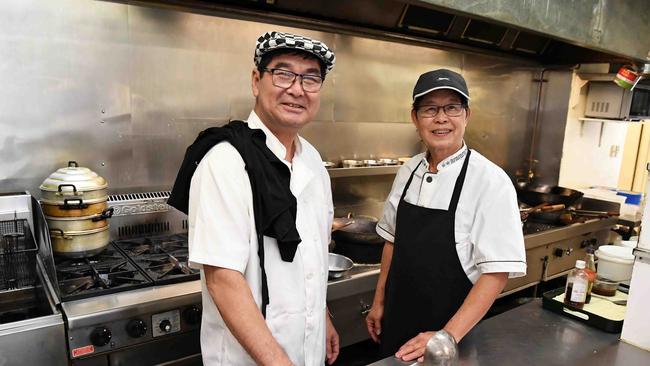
<box><xmin>126</xmin><ymin>0</ymin><xmax>650</xmax><ymax>64</ymax></box>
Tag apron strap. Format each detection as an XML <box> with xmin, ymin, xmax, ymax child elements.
<box><xmin>399</xmin><ymin>160</ymin><xmax>423</xmax><ymax>202</ymax></box>
<box><xmin>448</xmin><ymin>150</ymin><xmax>471</xmax><ymax>214</ymax></box>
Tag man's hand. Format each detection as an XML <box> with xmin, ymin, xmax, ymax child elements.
<box><xmin>365</xmin><ymin>303</ymin><xmax>384</xmax><ymax>343</ymax></box>
<box><xmin>325</xmin><ymin>311</ymin><xmax>339</xmax><ymax>364</ymax></box>
<box><xmin>395</xmin><ymin>331</ymin><xmax>435</xmax><ymax>362</ymax></box>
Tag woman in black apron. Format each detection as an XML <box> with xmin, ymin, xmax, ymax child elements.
<box><xmin>379</xmin><ymin>150</ymin><xmax>473</xmax><ymax>356</ymax></box>
<box><xmin>366</xmin><ymin>69</ymin><xmax>525</xmax><ymax>362</ymax></box>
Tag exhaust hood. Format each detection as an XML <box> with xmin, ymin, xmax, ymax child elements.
<box><xmin>129</xmin><ymin>0</ymin><xmax>650</xmax><ymax>65</ymax></box>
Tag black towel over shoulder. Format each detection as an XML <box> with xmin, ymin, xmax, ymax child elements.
<box><xmin>167</xmin><ymin>120</ymin><xmax>302</xmax><ymax>261</ymax></box>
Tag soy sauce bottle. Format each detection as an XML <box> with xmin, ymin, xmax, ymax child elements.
<box><xmin>564</xmin><ymin>260</ymin><xmax>589</xmax><ymax>309</ymax></box>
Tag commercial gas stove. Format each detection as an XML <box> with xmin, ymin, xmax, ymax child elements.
<box><xmin>53</xmin><ymin>192</ymin><xmax>203</xmax><ymax>366</ymax></box>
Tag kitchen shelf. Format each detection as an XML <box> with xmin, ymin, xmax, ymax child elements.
<box><xmin>578</xmin><ymin>117</ymin><xmax>637</xmax><ymax>147</ymax></box>
<box><xmin>327</xmin><ymin>165</ymin><xmax>400</xmax><ymax>178</ymax></box>
<box><xmin>576</xmin><ymin>73</ymin><xmax>616</xmax><ymax>82</ymax></box>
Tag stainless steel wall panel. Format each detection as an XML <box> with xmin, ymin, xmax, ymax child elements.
<box><xmin>332</xmin><ymin>35</ymin><xmax>462</xmax><ymax>124</ymax></box>
<box><xmin>0</xmin><ymin>0</ymin><xmax>131</xmax><ymax>194</ymax></box>
<box><xmin>1</xmin><ymin>0</ymin><xmax>570</xmax><ymax>201</ymax></box>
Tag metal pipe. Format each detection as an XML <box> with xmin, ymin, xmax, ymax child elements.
<box><xmin>526</xmin><ymin>68</ymin><xmax>548</xmax><ymax>183</ymax></box>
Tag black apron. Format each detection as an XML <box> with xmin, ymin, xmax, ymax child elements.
<box><xmin>380</xmin><ymin>150</ymin><xmax>473</xmax><ymax>356</ymax></box>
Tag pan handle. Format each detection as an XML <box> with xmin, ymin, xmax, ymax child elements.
<box><xmin>91</xmin><ymin>207</ymin><xmax>114</xmax><ymax>222</ymax></box>
<box><xmin>49</xmin><ymin>228</ymin><xmax>72</xmax><ymax>239</ymax></box>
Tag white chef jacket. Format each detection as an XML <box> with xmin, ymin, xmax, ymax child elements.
<box><xmin>188</xmin><ymin>111</ymin><xmax>333</xmax><ymax>366</ymax></box>
<box><xmin>376</xmin><ymin>144</ymin><xmax>526</xmax><ymax>283</ymax></box>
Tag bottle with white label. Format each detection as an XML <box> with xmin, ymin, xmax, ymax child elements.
<box><xmin>564</xmin><ymin>260</ymin><xmax>589</xmax><ymax>309</ymax></box>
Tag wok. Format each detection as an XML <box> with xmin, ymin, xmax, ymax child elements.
<box><xmin>331</xmin><ymin>214</ymin><xmax>384</xmax><ymax>264</ymax></box>
<box><xmin>331</xmin><ymin>214</ymin><xmax>384</xmax><ymax>244</ymax></box>
<box><xmin>517</xmin><ymin>185</ymin><xmax>584</xmax><ymax>207</ymax></box>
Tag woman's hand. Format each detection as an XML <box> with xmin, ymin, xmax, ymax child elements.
<box><xmin>365</xmin><ymin>303</ymin><xmax>384</xmax><ymax>343</ymax></box>
<box><xmin>395</xmin><ymin>331</ymin><xmax>435</xmax><ymax>362</ymax></box>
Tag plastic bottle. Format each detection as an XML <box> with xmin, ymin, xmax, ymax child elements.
<box><xmin>584</xmin><ymin>251</ymin><xmax>597</xmax><ymax>303</ymax></box>
<box><xmin>564</xmin><ymin>260</ymin><xmax>589</xmax><ymax>309</ymax></box>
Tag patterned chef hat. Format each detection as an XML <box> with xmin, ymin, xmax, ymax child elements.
<box><xmin>254</xmin><ymin>31</ymin><xmax>336</xmax><ymax>75</ymax></box>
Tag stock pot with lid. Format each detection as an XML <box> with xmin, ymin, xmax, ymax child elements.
<box><xmin>40</xmin><ymin>161</ymin><xmax>108</xmax><ymax>205</ymax></box>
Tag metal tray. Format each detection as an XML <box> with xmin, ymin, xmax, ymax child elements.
<box><xmin>542</xmin><ymin>288</ymin><xmax>624</xmax><ymax>333</ymax></box>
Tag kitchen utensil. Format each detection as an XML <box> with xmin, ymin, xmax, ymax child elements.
<box><xmin>323</xmin><ymin>161</ymin><xmax>338</xmax><ymax>169</ymax></box>
<box><xmin>331</xmin><ymin>217</ymin><xmax>354</xmax><ymax>232</ymax></box>
<box><xmin>328</xmin><ymin>253</ymin><xmax>354</xmax><ymax>279</ymax></box>
<box><xmin>590</xmin><ymin>293</ymin><xmax>627</xmax><ymax>306</ymax></box>
<box><xmin>40</xmin><ymin>161</ymin><xmax>108</xmax><ymax>204</ymax></box>
<box><xmin>519</xmin><ymin>203</ymin><xmax>548</xmax><ymax>222</ymax></box>
<box><xmin>422</xmin><ymin>330</ymin><xmax>458</xmax><ymax>366</ymax></box>
<box><xmin>332</xmin><ymin>214</ymin><xmax>384</xmax><ymax>263</ymax></box>
<box><xmin>45</xmin><ymin>207</ymin><xmax>113</xmax><ymax>232</ymax></box>
<box><xmin>41</xmin><ymin>199</ymin><xmax>108</xmax><ymax>217</ymax></box>
<box><xmin>327</xmin><ymin>253</ymin><xmax>379</xmax><ymax>279</ymax></box>
<box><xmin>49</xmin><ymin>225</ymin><xmax>110</xmax><ymax>258</ymax></box>
<box><xmin>342</xmin><ymin>159</ymin><xmax>364</xmax><ymax>168</ymax></box>
<box><xmin>363</xmin><ymin>159</ymin><xmax>382</xmax><ymax>167</ymax></box>
<box><xmin>378</xmin><ymin>158</ymin><xmax>399</xmax><ymax>165</ymax></box>
<box><xmin>517</xmin><ymin>185</ymin><xmax>583</xmax><ymax>208</ymax></box>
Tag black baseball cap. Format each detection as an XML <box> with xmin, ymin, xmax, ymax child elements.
<box><xmin>412</xmin><ymin>69</ymin><xmax>470</xmax><ymax>104</ymax></box>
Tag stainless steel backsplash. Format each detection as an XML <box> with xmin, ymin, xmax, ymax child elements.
<box><xmin>0</xmin><ymin>0</ymin><xmax>570</xmax><ymax>214</ymax></box>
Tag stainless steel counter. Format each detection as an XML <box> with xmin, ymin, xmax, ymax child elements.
<box><xmin>368</xmin><ymin>299</ymin><xmax>650</xmax><ymax>366</ymax></box>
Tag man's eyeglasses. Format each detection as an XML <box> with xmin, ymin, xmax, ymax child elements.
<box><xmin>263</xmin><ymin>68</ymin><xmax>323</xmax><ymax>93</ymax></box>
<box><xmin>416</xmin><ymin>104</ymin><xmax>466</xmax><ymax>118</ymax></box>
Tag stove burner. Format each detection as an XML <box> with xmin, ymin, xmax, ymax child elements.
<box><xmin>55</xmin><ymin>244</ymin><xmax>152</xmax><ymax>301</ymax></box>
<box><xmin>113</xmin><ymin>233</ymin><xmax>199</xmax><ymax>285</ymax></box>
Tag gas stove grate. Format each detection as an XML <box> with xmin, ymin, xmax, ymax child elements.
<box><xmin>113</xmin><ymin>233</ymin><xmax>199</xmax><ymax>285</ymax></box>
<box><xmin>55</xmin><ymin>243</ymin><xmax>152</xmax><ymax>301</ymax></box>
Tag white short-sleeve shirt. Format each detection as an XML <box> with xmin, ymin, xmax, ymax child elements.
<box><xmin>377</xmin><ymin>144</ymin><xmax>526</xmax><ymax>283</ymax></box>
<box><xmin>188</xmin><ymin>111</ymin><xmax>333</xmax><ymax>366</ymax></box>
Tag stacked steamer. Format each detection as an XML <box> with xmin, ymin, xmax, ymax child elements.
<box><xmin>40</xmin><ymin>161</ymin><xmax>113</xmax><ymax>258</ymax></box>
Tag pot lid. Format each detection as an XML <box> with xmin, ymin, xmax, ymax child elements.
<box><xmin>40</xmin><ymin>161</ymin><xmax>108</xmax><ymax>192</ymax></box>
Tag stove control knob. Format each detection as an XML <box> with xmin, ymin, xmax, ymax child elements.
<box><xmin>126</xmin><ymin>319</ymin><xmax>147</xmax><ymax>338</ymax></box>
<box><xmin>183</xmin><ymin>306</ymin><xmax>202</xmax><ymax>325</ymax></box>
<box><xmin>90</xmin><ymin>326</ymin><xmax>112</xmax><ymax>347</ymax></box>
<box><xmin>159</xmin><ymin>319</ymin><xmax>172</xmax><ymax>333</ymax></box>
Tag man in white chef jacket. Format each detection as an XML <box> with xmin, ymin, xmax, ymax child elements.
<box><xmin>187</xmin><ymin>32</ymin><xmax>339</xmax><ymax>365</ymax></box>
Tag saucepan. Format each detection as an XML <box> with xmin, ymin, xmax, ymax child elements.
<box><xmin>328</xmin><ymin>252</ymin><xmax>379</xmax><ymax>279</ymax></box>
<box><xmin>328</xmin><ymin>253</ymin><xmax>354</xmax><ymax>279</ymax></box>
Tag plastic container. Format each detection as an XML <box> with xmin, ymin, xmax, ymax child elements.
<box><xmin>616</xmin><ymin>190</ymin><xmax>642</xmax><ymax>205</ymax></box>
<box><xmin>595</xmin><ymin>245</ymin><xmax>635</xmax><ymax>282</ymax></box>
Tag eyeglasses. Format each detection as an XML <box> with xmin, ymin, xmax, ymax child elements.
<box><xmin>416</xmin><ymin>104</ymin><xmax>466</xmax><ymax>118</ymax></box>
<box><xmin>263</xmin><ymin>68</ymin><xmax>323</xmax><ymax>93</ymax></box>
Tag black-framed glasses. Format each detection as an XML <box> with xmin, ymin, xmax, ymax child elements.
<box><xmin>416</xmin><ymin>104</ymin><xmax>466</xmax><ymax>118</ymax></box>
<box><xmin>264</xmin><ymin>68</ymin><xmax>323</xmax><ymax>93</ymax></box>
